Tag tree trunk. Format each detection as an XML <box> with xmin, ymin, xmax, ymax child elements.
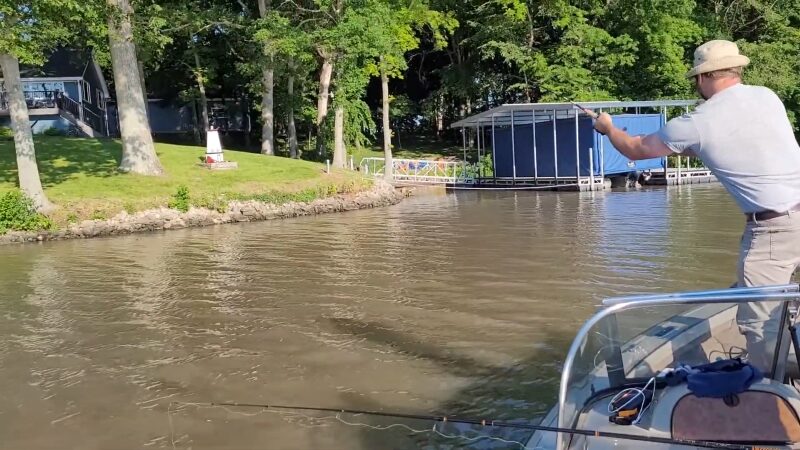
<box><xmin>107</xmin><ymin>0</ymin><xmax>163</xmax><ymax>175</ymax></box>
<box><xmin>137</xmin><ymin>60</ymin><xmax>150</xmax><ymax>126</ymax></box>
<box><xmin>257</xmin><ymin>0</ymin><xmax>274</xmax><ymax>156</ymax></box>
<box><xmin>315</xmin><ymin>57</ymin><xmax>333</xmax><ymax>156</ymax></box>
<box><xmin>435</xmin><ymin>92</ymin><xmax>444</xmax><ymax>138</ymax></box>
<box><xmin>287</xmin><ymin>70</ymin><xmax>298</xmax><ymax>159</ymax></box>
<box><xmin>0</xmin><ymin>54</ymin><xmax>52</xmax><ymax>212</ymax></box>
<box><xmin>380</xmin><ymin>64</ymin><xmax>392</xmax><ymax>178</ymax></box>
<box><xmin>193</xmin><ymin>49</ymin><xmax>209</xmax><ymax>135</ymax></box>
<box><xmin>260</xmin><ymin>65</ymin><xmax>274</xmax><ymax>155</ymax></box>
<box><xmin>332</xmin><ymin>105</ymin><xmax>345</xmax><ymax>168</ymax></box>
<box><xmin>466</xmin><ymin>98</ymin><xmax>474</xmax><ymax>149</ymax></box>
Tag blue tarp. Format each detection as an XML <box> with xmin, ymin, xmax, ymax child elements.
<box><xmin>492</xmin><ymin>114</ymin><xmax>664</xmax><ymax>178</ymax></box>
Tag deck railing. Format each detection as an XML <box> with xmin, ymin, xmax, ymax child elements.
<box><xmin>360</xmin><ymin>157</ymin><xmax>476</xmax><ymax>184</ymax></box>
<box><xmin>0</xmin><ymin>90</ymin><xmax>106</xmax><ymax>136</ymax></box>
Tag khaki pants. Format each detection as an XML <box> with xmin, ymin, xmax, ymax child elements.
<box><xmin>737</xmin><ymin>212</ymin><xmax>800</xmax><ymax>372</ymax></box>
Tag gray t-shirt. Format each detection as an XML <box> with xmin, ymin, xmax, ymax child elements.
<box><xmin>657</xmin><ymin>84</ymin><xmax>800</xmax><ymax>213</ymax></box>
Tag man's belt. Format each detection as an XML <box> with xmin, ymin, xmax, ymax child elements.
<box><xmin>746</xmin><ymin>203</ymin><xmax>800</xmax><ymax>222</ymax></box>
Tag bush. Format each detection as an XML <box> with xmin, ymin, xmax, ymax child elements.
<box><xmin>42</xmin><ymin>127</ymin><xmax>66</xmax><ymax>137</ymax></box>
<box><xmin>169</xmin><ymin>185</ymin><xmax>191</xmax><ymax>212</ymax></box>
<box><xmin>194</xmin><ymin>193</ymin><xmax>230</xmax><ymax>213</ymax></box>
<box><xmin>90</xmin><ymin>210</ymin><xmax>107</xmax><ymax>220</ymax></box>
<box><xmin>0</xmin><ymin>190</ymin><xmax>53</xmax><ymax>234</ymax></box>
<box><xmin>0</xmin><ymin>126</ymin><xmax>13</xmax><ymax>140</ymax></box>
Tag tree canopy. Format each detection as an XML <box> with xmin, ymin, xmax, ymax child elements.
<box><xmin>8</xmin><ymin>0</ymin><xmax>800</xmax><ymax>160</ymax></box>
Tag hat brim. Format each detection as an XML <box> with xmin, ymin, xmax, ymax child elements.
<box><xmin>685</xmin><ymin>55</ymin><xmax>750</xmax><ymax>78</ymax></box>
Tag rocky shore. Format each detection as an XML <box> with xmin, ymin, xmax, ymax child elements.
<box><xmin>1</xmin><ymin>180</ymin><xmax>409</xmax><ymax>245</ymax></box>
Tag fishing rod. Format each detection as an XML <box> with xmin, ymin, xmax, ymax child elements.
<box><xmin>204</xmin><ymin>401</ymin><xmax>776</xmax><ymax>450</ymax></box>
<box><xmin>571</xmin><ymin>101</ymin><xmax>598</xmax><ymax>119</ymax></box>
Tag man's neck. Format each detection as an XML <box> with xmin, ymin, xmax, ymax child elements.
<box><xmin>708</xmin><ymin>79</ymin><xmax>742</xmax><ymax>98</ymax></box>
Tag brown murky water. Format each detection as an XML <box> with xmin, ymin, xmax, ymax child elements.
<box><xmin>0</xmin><ymin>185</ymin><xmax>744</xmax><ymax>449</ymax></box>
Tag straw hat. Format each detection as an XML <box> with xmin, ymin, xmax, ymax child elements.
<box><xmin>685</xmin><ymin>40</ymin><xmax>750</xmax><ymax>78</ymax></box>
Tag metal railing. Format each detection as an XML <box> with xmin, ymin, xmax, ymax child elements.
<box><xmin>555</xmin><ymin>283</ymin><xmax>800</xmax><ymax>449</ymax></box>
<box><xmin>360</xmin><ymin>157</ymin><xmax>475</xmax><ymax>184</ymax></box>
<box><xmin>0</xmin><ymin>90</ymin><xmax>63</xmax><ymax>111</ymax></box>
<box><xmin>57</xmin><ymin>95</ymin><xmax>81</xmax><ymax>118</ymax></box>
<box><xmin>0</xmin><ymin>90</ymin><xmax>106</xmax><ymax>136</ymax></box>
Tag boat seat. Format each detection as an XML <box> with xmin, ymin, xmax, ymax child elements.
<box><xmin>672</xmin><ymin>391</ymin><xmax>800</xmax><ymax>444</ymax></box>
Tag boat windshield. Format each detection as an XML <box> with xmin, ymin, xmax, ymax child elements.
<box><xmin>558</xmin><ymin>285</ymin><xmax>800</xmax><ymax>435</ymax></box>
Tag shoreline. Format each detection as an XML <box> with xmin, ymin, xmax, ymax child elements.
<box><xmin>0</xmin><ymin>180</ymin><xmax>411</xmax><ymax>245</ymax></box>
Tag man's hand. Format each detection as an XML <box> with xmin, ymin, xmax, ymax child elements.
<box><xmin>573</xmin><ymin>104</ymin><xmax>612</xmax><ymax>135</ymax></box>
<box><xmin>593</xmin><ymin>112</ymin><xmax>614</xmax><ymax>136</ymax></box>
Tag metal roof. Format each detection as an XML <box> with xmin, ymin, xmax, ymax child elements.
<box><xmin>450</xmin><ymin>100</ymin><xmax>698</xmax><ymax>128</ymax></box>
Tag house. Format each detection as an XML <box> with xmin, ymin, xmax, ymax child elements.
<box><xmin>1</xmin><ymin>47</ymin><xmax>252</xmax><ymax>141</ymax></box>
<box><xmin>106</xmin><ymin>97</ymin><xmax>252</xmax><ymax>138</ymax></box>
<box><xmin>0</xmin><ymin>48</ymin><xmax>110</xmax><ymax>137</ymax></box>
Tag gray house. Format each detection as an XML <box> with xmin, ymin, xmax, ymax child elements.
<box><xmin>0</xmin><ymin>48</ymin><xmax>110</xmax><ymax>137</ymax></box>
<box><xmin>1</xmin><ymin>48</ymin><xmax>251</xmax><ymax>141</ymax></box>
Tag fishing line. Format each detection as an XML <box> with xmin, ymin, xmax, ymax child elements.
<box><xmin>166</xmin><ymin>400</ymin><xmax>767</xmax><ymax>450</ymax></box>
<box><xmin>167</xmin><ymin>401</ymin><xmax>532</xmax><ymax>449</ymax></box>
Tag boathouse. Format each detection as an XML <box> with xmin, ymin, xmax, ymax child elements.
<box><xmin>451</xmin><ymin>100</ymin><xmax>710</xmax><ymax>189</ymax></box>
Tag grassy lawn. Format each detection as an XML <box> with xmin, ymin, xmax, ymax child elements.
<box><xmin>348</xmin><ymin>133</ymin><xmax>466</xmax><ymax>165</ymax></box>
<box><xmin>0</xmin><ymin>137</ymin><xmax>369</xmax><ymax>224</ymax></box>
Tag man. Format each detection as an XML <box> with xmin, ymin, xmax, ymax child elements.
<box><xmin>587</xmin><ymin>40</ymin><xmax>800</xmax><ymax>371</ymax></box>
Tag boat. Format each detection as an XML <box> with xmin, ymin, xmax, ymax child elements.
<box><xmin>526</xmin><ymin>284</ymin><xmax>800</xmax><ymax>449</ymax></box>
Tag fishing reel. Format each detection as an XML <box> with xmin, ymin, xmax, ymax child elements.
<box><xmin>608</xmin><ymin>387</ymin><xmax>654</xmax><ymax>426</ymax></box>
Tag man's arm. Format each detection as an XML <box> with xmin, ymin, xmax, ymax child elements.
<box><xmin>594</xmin><ymin>112</ymin><xmax>683</xmax><ymax>160</ymax></box>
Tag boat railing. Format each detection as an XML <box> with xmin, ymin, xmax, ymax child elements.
<box><xmin>556</xmin><ymin>283</ymin><xmax>800</xmax><ymax>449</ymax></box>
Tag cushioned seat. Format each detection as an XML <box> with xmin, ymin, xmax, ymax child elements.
<box><xmin>672</xmin><ymin>391</ymin><xmax>800</xmax><ymax>444</ymax></box>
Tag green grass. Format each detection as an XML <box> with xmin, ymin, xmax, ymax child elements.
<box><xmin>349</xmin><ymin>133</ymin><xmax>465</xmax><ymax>165</ymax></box>
<box><xmin>0</xmin><ymin>137</ymin><xmax>370</xmax><ymax>225</ymax></box>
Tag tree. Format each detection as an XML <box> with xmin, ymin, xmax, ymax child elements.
<box><xmin>365</xmin><ymin>0</ymin><xmax>455</xmax><ymax>177</ymax></box>
<box><xmin>153</xmin><ymin>0</ymin><xmax>244</xmax><ymax>142</ymax></box>
<box><xmin>251</xmin><ymin>6</ymin><xmax>314</xmax><ymax>158</ymax></box>
<box><xmin>107</xmin><ymin>0</ymin><xmax>164</xmax><ymax>175</ymax></box>
<box><xmin>0</xmin><ymin>0</ymin><xmax>94</xmax><ymax>211</ymax></box>
<box><xmin>605</xmin><ymin>0</ymin><xmax>702</xmax><ymax>99</ymax></box>
<box><xmin>255</xmin><ymin>0</ymin><xmax>276</xmax><ymax>156</ymax></box>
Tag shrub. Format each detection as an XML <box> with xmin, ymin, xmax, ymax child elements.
<box><xmin>0</xmin><ymin>190</ymin><xmax>53</xmax><ymax>233</ymax></box>
<box><xmin>169</xmin><ymin>185</ymin><xmax>191</xmax><ymax>212</ymax></box>
<box><xmin>90</xmin><ymin>210</ymin><xmax>107</xmax><ymax>220</ymax></box>
<box><xmin>42</xmin><ymin>127</ymin><xmax>66</xmax><ymax>137</ymax></box>
<box><xmin>0</xmin><ymin>126</ymin><xmax>13</xmax><ymax>140</ymax></box>
<box><xmin>122</xmin><ymin>201</ymin><xmax>137</xmax><ymax>214</ymax></box>
<box><xmin>194</xmin><ymin>193</ymin><xmax>230</xmax><ymax>213</ymax></box>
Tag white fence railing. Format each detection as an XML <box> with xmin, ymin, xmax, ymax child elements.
<box><xmin>360</xmin><ymin>157</ymin><xmax>474</xmax><ymax>184</ymax></box>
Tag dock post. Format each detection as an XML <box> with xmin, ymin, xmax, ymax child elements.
<box><xmin>552</xmin><ymin>109</ymin><xmax>559</xmax><ymax>182</ymax></box>
<box><xmin>574</xmin><ymin>110</ymin><xmax>580</xmax><ymax>189</ymax></box>
<box><xmin>491</xmin><ymin>114</ymin><xmax>497</xmax><ymax>184</ymax></box>
<box><xmin>532</xmin><ymin>109</ymin><xmax>538</xmax><ymax>183</ymax></box>
<box><xmin>511</xmin><ymin>109</ymin><xmax>517</xmax><ymax>181</ymax></box>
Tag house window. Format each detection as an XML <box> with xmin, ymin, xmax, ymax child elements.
<box><xmin>97</xmin><ymin>89</ymin><xmax>104</xmax><ymax>109</ymax></box>
<box><xmin>82</xmin><ymin>82</ymin><xmax>91</xmax><ymax>104</ymax></box>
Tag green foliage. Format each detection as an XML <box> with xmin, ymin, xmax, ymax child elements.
<box><xmin>169</xmin><ymin>185</ymin><xmax>191</xmax><ymax>212</ymax></box>
<box><xmin>193</xmin><ymin>193</ymin><xmax>231</xmax><ymax>213</ymax></box>
<box><xmin>0</xmin><ymin>127</ymin><xmax>12</xmax><ymax>140</ymax></box>
<box><xmin>90</xmin><ymin>210</ymin><xmax>107</xmax><ymax>220</ymax></box>
<box><xmin>0</xmin><ymin>190</ymin><xmax>53</xmax><ymax>233</ymax></box>
<box><xmin>41</xmin><ymin>127</ymin><xmax>66</xmax><ymax>137</ymax></box>
<box><xmin>238</xmin><ymin>179</ymin><xmax>370</xmax><ymax>205</ymax></box>
<box><xmin>0</xmin><ymin>1</ymin><xmax>100</xmax><ymax>64</ymax></box>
